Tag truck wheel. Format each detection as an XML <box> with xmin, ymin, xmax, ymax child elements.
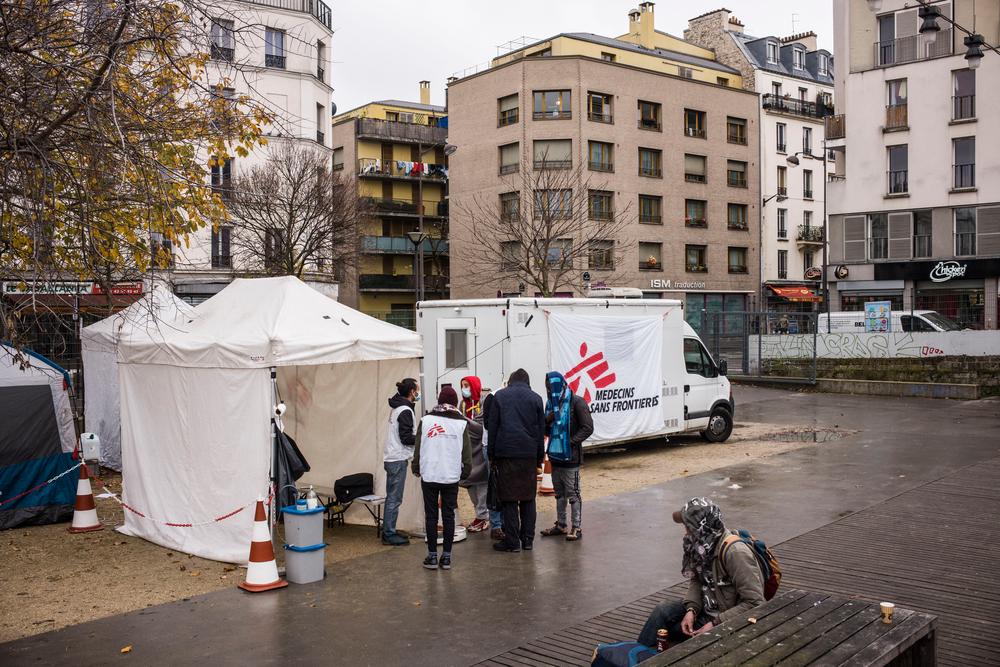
<box><xmin>701</xmin><ymin>407</ymin><xmax>733</xmax><ymax>443</ymax></box>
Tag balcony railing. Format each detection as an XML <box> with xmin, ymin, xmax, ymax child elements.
<box><xmin>875</xmin><ymin>29</ymin><xmax>952</xmax><ymax>67</ymax></box>
<box><xmin>265</xmin><ymin>54</ymin><xmax>286</xmax><ymax>69</ymax></box>
<box><xmin>777</xmin><ymin>186</ymin><xmax>788</xmax><ymax>196</ymax></box>
<box><xmin>361</xmin><ymin>236</ymin><xmax>448</xmax><ymax>255</ymax></box>
<box><xmin>685</xmin><ymin>173</ymin><xmax>706</xmax><ymax>184</ymax></box>
<box><xmin>727</xmin><ymin>172</ymin><xmax>748</xmax><ymax>188</ymax></box>
<box><xmin>727</xmin><ymin>130</ymin><xmax>747</xmax><ymax>145</ymax></box>
<box><xmin>589</xmin><ymin>209</ymin><xmax>614</xmax><ymax>222</ymax></box>
<box><xmin>367</xmin><ymin>310</ymin><xmax>416</xmax><ymax>330</ymax></box>
<box><xmin>776</xmin><ymin>142</ymin><xmax>787</xmax><ymax>153</ymax></box>
<box><xmin>498</xmin><ymin>109</ymin><xmax>519</xmax><ymax>127</ymax></box>
<box><xmin>359</xmin><ymin>274</ymin><xmax>448</xmax><ymax>291</ymax></box>
<box><xmin>211</xmin><ymin>45</ymin><xmax>234</xmax><ymax>62</ymax></box>
<box><xmin>887</xmin><ymin>170</ymin><xmax>908</xmax><ymax>194</ymax></box>
<box><xmin>533</xmin><ymin>109</ymin><xmax>571</xmax><ymax>120</ymax></box>
<box><xmin>362</xmin><ymin>197</ymin><xmax>447</xmax><ymax>217</ymax></box>
<box><xmin>316</xmin><ymin>130</ymin><xmax>324</xmax><ymax>144</ymax></box>
<box><xmin>638</xmin><ymin>118</ymin><xmax>661</xmax><ymax>131</ymax></box>
<box><xmin>639</xmin><ymin>213</ymin><xmax>662</xmax><ymax>225</ymax></box>
<box><xmin>639</xmin><ymin>165</ymin><xmax>662</xmax><ymax>178</ymax></box>
<box><xmin>728</xmin><ymin>264</ymin><xmax>748</xmax><ymax>274</ymax></box>
<box><xmin>953</xmin><ymin>95</ymin><xmax>975</xmax><ymax>120</ymax></box>
<box><xmin>358</xmin><ymin>158</ymin><xmax>448</xmax><ymax>180</ymax></box>
<box><xmin>728</xmin><ymin>220</ymin><xmax>748</xmax><ymax>231</ymax></box>
<box><xmin>639</xmin><ymin>260</ymin><xmax>662</xmax><ymax>271</ymax></box>
<box><xmin>247</xmin><ymin>0</ymin><xmax>331</xmax><ymax>29</ymax></box>
<box><xmin>803</xmin><ymin>189</ymin><xmax>814</xmax><ymax>199</ymax></box>
<box><xmin>534</xmin><ymin>159</ymin><xmax>571</xmax><ymax>170</ymax></box>
<box><xmin>684</xmin><ymin>126</ymin><xmax>706</xmax><ymax>139</ymax></box>
<box><xmin>954</xmin><ymin>164</ymin><xmax>975</xmax><ymax>189</ymax></box>
<box><xmin>588</xmin><ymin>161</ymin><xmax>613</xmax><ymax>172</ymax></box>
<box><xmin>825</xmin><ymin>114</ymin><xmax>846</xmax><ymax>140</ymax></box>
<box><xmin>499</xmin><ymin>163</ymin><xmax>519</xmax><ymax>175</ymax></box>
<box><xmin>761</xmin><ymin>94</ymin><xmax>831</xmax><ymax>119</ymax></box>
<box><xmin>686</xmin><ymin>263</ymin><xmax>708</xmax><ymax>273</ymax></box>
<box><xmin>355</xmin><ymin>117</ymin><xmax>447</xmax><ymax>145</ymax></box>
<box><xmin>797</xmin><ymin>225</ymin><xmax>825</xmax><ymax>243</ymax></box>
<box><xmin>685</xmin><ymin>217</ymin><xmax>707</xmax><ymax>228</ymax></box>
<box><xmin>885</xmin><ymin>104</ymin><xmax>908</xmax><ymax>130</ymax></box>
<box><xmin>588</xmin><ymin>111</ymin><xmax>613</xmax><ymax>123</ymax></box>
<box><xmin>211</xmin><ymin>254</ymin><xmax>232</xmax><ymax>269</ymax></box>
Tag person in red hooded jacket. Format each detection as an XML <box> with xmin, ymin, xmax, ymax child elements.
<box><xmin>458</xmin><ymin>376</ymin><xmax>490</xmax><ymax>533</ymax></box>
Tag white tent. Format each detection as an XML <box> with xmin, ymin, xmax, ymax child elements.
<box><xmin>80</xmin><ymin>282</ymin><xmax>195</xmax><ymax>470</ymax></box>
<box><xmin>115</xmin><ymin>276</ymin><xmax>424</xmax><ymax>563</ymax></box>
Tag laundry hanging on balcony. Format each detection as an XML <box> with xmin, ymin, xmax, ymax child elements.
<box><xmin>360</xmin><ymin>158</ymin><xmax>381</xmax><ymax>175</ymax></box>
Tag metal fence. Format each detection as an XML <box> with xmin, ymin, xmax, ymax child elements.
<box><xmin>697</xmin><ymin>311</ymin><xmax>819</xmax><ymax>382</ymax></box>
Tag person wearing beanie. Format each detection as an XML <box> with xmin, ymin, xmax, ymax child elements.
<box><xmin>411</xmin><ymin>386</ymin><xmax>472</xmax><ymax>570</ymax></box>
<box><xmin>381</xmin><ymin>378</ymin><xmax>419</xmax><ymax>546</ymax></box>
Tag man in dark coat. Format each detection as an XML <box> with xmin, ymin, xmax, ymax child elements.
<box><xmin>485</xmin><ymin>368</ymin><xmax>545</xmax><ymax>552</ymax></box>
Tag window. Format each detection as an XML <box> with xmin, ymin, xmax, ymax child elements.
<box><xmin>727</xmin><ymin>117</ymin><xmax>747</xmax><ymax>145</ymax></box>
<box><xmin>210</xmin><ymin>156</ymin><xmax>232</xmax><ymax>199</ymax></box>
<box><xmin>638</xmin><ymin>148</ymin><xmax>662</xmax><ymax>178</ymax></box>
<box><xmin>332</xmin><ymin>147</ymin><xmax>344</xmax><ymax>170</ymax></box>
<box><xmin>601</xmin><ymin>52</ymin><xmax>616</xmax><ymax>62</ymax></box>
<box><xmin>533</xmin><ymin>139</ymin><xmax>571</xmax><ymax>170</ymax></box>
<box><xmin>818</xmin><ymin>53</ymin><xmax>830</xmax><ymax>77</ymax></box>
<box><xmin>588</xmin><ymin>240</ymin><xmax>614</xmax><ymax>270</ymax></box>
<box><xmin>265</xmin><ymin>28</ymin><xmax>285</xmax><ymax>69</ymax></box>
<box><xmin>804</xmin><ymin>250</ymin><xmax>815</xmax><ymax>270</ymax></box>
<box><xmin>639</xmin><ymin>195</ymin><xmax>662</xmax><ymax>225</ymax></box>
<box><xmin>533</xmin><ymin>90</ymin><xmax>571</xmax><ymax>120</ymax></box>
<box><xmin>639</xmin><ymin>242</ymin><xmax>662</xmax><ymax>270</ymax></box>
<box><xmin>869</xmin><ymin>213</ymin><xmax>888</xmax><ymax>259</ymax></box>
<box><xmin>498</xmin><ymin>94</ymin><xmax>519</xmax><ymax>126</ymax></box>
<box><xmin>953</xmin><ymin>137</ymin><xmax>975</xmax><ymax>189</ymax></box>
<box><xmin>500</xmin><ymin>240</ymin><xmax>522</xmax><ymax>270</ymax></box>
<box><xmin>385</xmin><ymin>111</ymin><xmax>398</xmax><ymax>122</ymax></box>
<box><xmin>316</xmin><ymin>103</ymin><xmax>325</xmax><ymax>144</ymax></box>
<box><xmin>803</xmin><ymin>127</ymin><xmax>813</xmax><ymax>154</ymax></box>
<box><xmin>799</xmin><ymin>87</ymin><xmax>808</xmax><ymax>101</ymax></box>
<box><xmin>316</xmin><ymin>41</ymin><xmax>326</xmax><ymax>82</ymax></box>
<box><xmin>953</xmin><ymin>69</ymin><xmax>975</xmax><ymax>120</ymax></box>
<box><xmin>529</xmin><ymin>48</ymin><xmax>552</xmax><ymax>58</ymax></box>
<box><xmin>803</xmin><ymin>170</ymin><xmax>814</xmax><ymax>199</ymax></box>
<box><xmin>445</xmin><ymin>330</ymin><xmax>468</xmax><ymax>369</ymax></box>
<box><xmin>955</xmin><ymin>208</ymin><xmax>976</xmax><ymax>256</ymax></box>
<box><xmin>210</xmin><ymin>19</ymin><xmax>235</xmax><ymax>61</ymax></box>
<box><xmin>589</xmin><ymin>190</ymin><xmax>613</xmax><ymax>221</ymax></box>
<box><xmin>728</xmin><ymin>247</ymin><xmax>748</xmax><ymax>274</ymax></box>
<box><xmin>685</xmin><ymin>199</ymin><xmax>707</xmax><ymax>227</ymax></box>
<box><xmin>727</xmin><ymin>160</ymin><xmax>747</xmax><ymax>188</ymax></box>
<box><xmin>777</xmin><ymin>208</ymin><xmax>788</xmax><ymax>239</ymax></box>
<box><xmin>534</xmin><ymin>189</ymin><xmax>572</xmax><ymax>218</ymax></box>
<box><xmin>684</xmin><ymin>338</ymin><xmax>717</xmax><ymax>378</ymax></box>
<box><xmin>684</xmin><ymin>154</ymin><xmax>707</xmax><ymax>183</ymax></box>
<box><xmin>588</xmin><ymin>141</ymin><xmax>613</xmax><ymax>172</ymax></box>
<box><xmin>499</xmin><ymin>142</ymin><xmax>519</xmax><ymax>174</ymax></box>
<box><xmin>771</xmin><ymin>81</ymin><xmax>782</xmax><ymax>97</ymax></box>
<box><xmin>887</xmin><ymin>145</ymin><xmax>908</xmax><ymax>194</ymax></box>
<box><xmin>499</xmin><ymin>192</ymin><xmax>520</xmax><ymax>222</ymax></box>
<box><xmin>544</xmin><ymin>238</ymin><xmax>572</xmax><ymax>266</ymax></box>
<box><xmin>913</xmin><ymin>210</ymin><xmax>932</xmax><ymax>258</ymax></box>
<box><xmin>638</xmin><ymin>100</ymin><xmax>661</xmax><ymax>131</ymax></box>
<box><xmin>793</xmin><ymin>47</ymin><xmax>805</xmax><ymax>70</ymax></box>
<box><xmin>679</xmin><ymin>66</ymin><xmax>694</xmax><ymax>79</ymax></box>
<box><xmin>717</xmin><ymin>77</ymin><xmax>730</xmax><ymax>86</ymax></box>
<box><xmin>264</xmin><ymin>227</ymin><xmax>286</xmax><ymax>268</ymax></box>
<box><xmin>803</xmin><ymin>210</ymin><xmax>813</xmax><ymax>228</ymax></box>
<box><xmin>588</xmin><ymin>92</ymin><xmax>613</xmax><ymax>123</ymax></box>
<box><xmin>685</xmin><ymin>245</ymin><xmax>707</xmax><ymax>272</ymax></box>
<box><xmin>878</xmin><ymin>14</ymin><xmax>895</xmax><ymax>66</ymax></box>
<box><xmin>150</xmin><ymin>232</ymin><xmax>174</xmax><ymax>268</ymax></box>
<box><xmin>728</xmin><ymin>203</ymin><xmax>748</xmax><ymax>230</ymax></box>
<box><xmin>766</xmin><ymin>41</ymin><xmax>779</xmax><ymax>64</ymax></box>
<box><xmin>776</xmin><ymin>123</ymin><xmax>787</xmax><ymax>153</ymax></box>
<box><xmin>886</xmin><ymin>79</ymin><xmax>908</xmax><ymax>129</ymax></box>
<box><xmin>684</xmin><ymin>109</ymin><xmax>706</xmax><ymax>138</ymax></box>
<box><xmin>211</xmin><ymin>226</ymin><xmax>232</xmax><ymax>268</ymax></box>
<box><xmin>778</xmin><ymin>249</ymin><xmax>788</xmax><ymax>279</ymax></box>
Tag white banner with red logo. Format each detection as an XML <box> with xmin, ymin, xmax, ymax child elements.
<box><xmin>549</xmin><ymin>314</ymin><xmax>663</xmax><ymax>442</ymax></box>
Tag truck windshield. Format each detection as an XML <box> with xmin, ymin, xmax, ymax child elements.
<box><xmin>920</xmin><ymin>312</ymin><xmax>962</xmax><ymax>331</ymax></box>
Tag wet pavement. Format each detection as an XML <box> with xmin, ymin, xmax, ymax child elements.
<box><xmin>2</xmin><ymin>386</ymin><xmax>999</xmax><ymax>666</ymax></box>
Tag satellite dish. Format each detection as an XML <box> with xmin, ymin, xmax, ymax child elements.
<box><xmin>330</xmin><ymin>102</ymin><xmax>337</xmax><ymax>116</ymax></box>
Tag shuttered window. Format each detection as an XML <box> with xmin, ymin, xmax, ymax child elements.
<box><xmin>888</xmin><ymin>212</ymin><xmax>912</xmax><ymax>260</ymax></box>
<box><xmin>843</xmin><ymin>216</ymin><xmax>866</xmax><ymax>262</ymax></box>
<box><xmin>976</xmin><ymin>206</ymin><xmax>1000</xmax><ymax>256</ymax></box>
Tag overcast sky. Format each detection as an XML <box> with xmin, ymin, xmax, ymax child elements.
<box><xmin>329</xmin><ymin>0</ymin><xmax>833</xmax><ymax>113</ymax></box>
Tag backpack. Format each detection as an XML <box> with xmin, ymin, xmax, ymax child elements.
<box><xmin>591</xmin><ymin>641</ymin><xmax>658</xmax><ymax>667</ymax></box>
<box><xmin>720</xmin><ymin>529</ymin><xmax>781</xmax><ymax>600</ymax></box>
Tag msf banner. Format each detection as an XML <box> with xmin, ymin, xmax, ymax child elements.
<box><xmin>548</xmin><ymin>314</ymin><xmax>663</xmax><ymax>442</ymax></box>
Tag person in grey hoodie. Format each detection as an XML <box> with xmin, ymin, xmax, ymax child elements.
<box><xmin>381</xmin><ymin>378</ymin><xmax>419</xmax><ymax>546</ymax></box>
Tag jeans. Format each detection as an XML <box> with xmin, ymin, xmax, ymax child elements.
<box><xmin>500</xmin><ymin>498</ymin><xmax>536</xmax><ymax>550</ymax></box>
<box><xmin>421</xmin><ymin>481</ymin><xmax>459</xmax><ymax>554</ymax></box>
<box><xmin>552</xmin><ymin>466</ymin><xmax>582</xmax><ymax>529</ymax></box>
<box><xmin>637</xmin><ymin>600</ymin><xmax>710</xmax><ymax>647</ymax></box>
<box><xmin>382</xmin><ymin>460</ymin><xmax>408</xmax><ymax>538</ymax></box>
<box><xmin>466</xmin><ymin>483</ymin><xmax>489</xmax><ymax>521</ymax></box>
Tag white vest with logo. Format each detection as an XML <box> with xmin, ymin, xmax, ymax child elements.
<box><xmin>383</xmin><ymin>405</ymin><xmax>415</xmax><ymax>463</ymax></box>
<box><xmin>418</xmin><ymin>415</ymin><xmax>467</xmax><ymax>484</ymax></box>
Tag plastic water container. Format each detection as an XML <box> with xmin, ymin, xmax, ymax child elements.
<box><xmin>284</xmin><ymin>543</ymin><xmax>326</xmax><ymax>585</ymax></box>
<box><xmin>281</xmin><ymin>505</ymin><xmax>324</xmax><ymax>547</ymax></box>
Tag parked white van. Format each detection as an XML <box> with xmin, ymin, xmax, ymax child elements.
<box><xmin>818</xmin><ymin>310</ymin><xmax>962</xmax><ymax>333</ymax></box>
<box><xmin>416</xmin><ymin>298</ymin><xmax>734</xmax><ymax>447</ymax></box>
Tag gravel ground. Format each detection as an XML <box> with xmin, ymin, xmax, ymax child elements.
<box><xmin>1</xmin><ymin>421</ymin><xmax>845</xmax><ymax>642</ymax></box>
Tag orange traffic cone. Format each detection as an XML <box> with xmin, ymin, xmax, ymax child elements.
<box><xmin>539</xmin><ymin>456</ymin><xmax>555</xmax><ymax>496</ymax></box>
<box><xmin>68</xmin><ymin>464</ymin><xmax>103</xmax><ymax>533</ymax></box>
<box><xmin>238</xmin><ymin>499</ymin><xmax>288</xmax><ymax>593</ymax></box>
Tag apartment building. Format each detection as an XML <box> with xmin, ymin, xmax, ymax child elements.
<box><xmin>827</xmin><ymin>0</ymin><xmax>999</xmax><ymax>329</ymax></box>
<box><xmin>447</xmin><ymin>3</ymin><xmax>761</xmax><ymax>330</ymax></box>
<box><xmin>331</xmin><ymin>85</ymin><xmax>449</xmax><ymax>327</ymax></box>
<box><xmin>687</xmin><ymin>11</ymin><xmax>835</xmax><ymax>317</ymax></box>
<box><xmin>172</xmin><ymin>0</ymin><xmax>336</xmax><ymax>304</ymax></box>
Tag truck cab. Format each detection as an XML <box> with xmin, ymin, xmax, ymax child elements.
<box><xmin>681</xmin><ymin>322</ymin><xmax>734</xmax><ymax>442</ymax></box>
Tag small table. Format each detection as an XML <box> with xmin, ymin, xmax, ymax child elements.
<box><xmin>355</xmin><ymin>495</ymin><xmax>385</xmax><ymax>537</ymax></box>
<box><xmin>646</xmin><ymin>589</ymin><xmax>936</xmax><ymax>666</ymax></box>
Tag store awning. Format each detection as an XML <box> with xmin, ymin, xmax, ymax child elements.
<box><xmin>4</xmin><ymin>293</ymin><xmax>143</xmax><ymax>314</ymax></box>
<box><xmin>768</xmin><ymin>285</ymin><xmax>823</xmax><ymax>302</ymax></box>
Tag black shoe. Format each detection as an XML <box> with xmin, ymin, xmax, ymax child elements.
<box><xmin>439</xmin><ymin>554</ymin><xmax>452</xmax><ymax>570</ymax></box>
<box><xmin>493</xmin><ymin>542</ymin><xmax>520</xmax><ymax>553</ymax></box>
<box><xmin>382</xmin><ymin>533</ymin><xmax>410</xmax><ymax>546</ymax></box>
<box><xmin>522</xmin><ymin>541</ymin><xmax>533</xmax><ymax>551</ymax></box>
<box><xmin>423</xmin><ymin>553</ymin><xmax>439</xmax><ymax>569</ymax></box>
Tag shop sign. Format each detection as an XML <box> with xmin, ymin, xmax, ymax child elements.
<box><xmin>874</xmin><ymin>257</ymin><xmax>1000</xmax><ymax>282</ymax></box>
<box><xmin>2</xmin><ymin>281</ymin><xmax>144</xmax><ymax>296</ymax></box>
<box><xmin>803</xmin><ymin>267</ymin><xmax>822</xmax><ymax>280</ymax></box>
<box><xmin>928</xmin><ymin>261</ymin><xmax>967</xmax><ymax>283</ymax></box>
<box><xmin>649</xmin><ymin>279</ymin><xmax>707</xmax><ymax>290</ymax></box>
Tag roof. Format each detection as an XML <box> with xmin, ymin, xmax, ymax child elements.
<box><xmin>373</xmin><ymin>99</ymin><xmax>446</xmax><ymax>113</ymax></box>
<box><xmin>81</xmin><ymin>282</ymin><xmax>195</xmax><ymax>353</ymax></box>
<box><xmin>731</xmin><ymin>32</ymin><xmax>834</xmax><ymax>85</ymax></box>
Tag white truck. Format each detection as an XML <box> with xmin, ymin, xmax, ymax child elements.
<box><xmin>818</xmin><ymin>310</ymin><xmax>962</xmax><ymax>333</ymax></box>
<box><xmin>416</xmin><ymin>298</ymin><xmax>734</xmax><ymax>447</ymax></box>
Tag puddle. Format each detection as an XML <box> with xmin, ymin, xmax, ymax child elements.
<box><xmin>762</xmin><ymin>430</ymin><xmax>848</xmax><ymax>443</ymax></box>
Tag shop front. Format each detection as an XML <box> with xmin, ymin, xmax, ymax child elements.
<box><xmin>764</xmin><ymin>282</ymin><xmax>823</xmax><ymax>314</ymax></box>
<box><xmin>874</xmin><ymin>258</ymin><xmax>1000</xmax><ymax>330</ymax></box>
<box><xmin>645</xmin><ymin>278</ymin><xmax>753</xmax><ymax>336</ymax></box>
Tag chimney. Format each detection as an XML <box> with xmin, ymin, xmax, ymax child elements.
<box><xmin>782</xmin><ymin>32</ymin><xmax>817</xmax><ymax>52</ymax></box>
<box><xmin>419</xmin><ymin>80</ymin><xmax>430</xmax><ymax>106</ymax></box>
<box><xmin>685</xmin><ymin>8</ymin><xmax>733</xmax><ymax>40</ymax></box>
<box><xmin>629</xmin><ymin>2</ymin><xmax>656</xmax><ymax>49</ymax></box>
<box><xmin>727</xmin><ymin>15</ymin><xmax>744</xmax><ymax>34</ymax></box>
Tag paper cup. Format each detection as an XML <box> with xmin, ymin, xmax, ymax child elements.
<box><xmin>880</xmin><ymin>602</ymin><xmax>895</xmax><ymax>624</ymax></box>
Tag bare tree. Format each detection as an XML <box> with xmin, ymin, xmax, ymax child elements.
<box><xmin>455</xmin><ymin>159</ymin><xmax>633</xmax><ymax>296</ymax></box>
<box><xmin>225</xmin><ymin>142</ymin><xmax>362</xmax><ymax>278</ymax></box>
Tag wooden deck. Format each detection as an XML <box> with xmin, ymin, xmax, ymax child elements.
<box><xmin>478</xmin><ymin>457</ymin><xmax>1000</xmax><ymax>667</ymax></box>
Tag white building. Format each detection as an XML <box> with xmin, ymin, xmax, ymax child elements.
<box><xmin>171</xmin><ymin>0</ymin><xmax>336</xmax><ymax>304</ymax></box>
<box><xmin>686</xmin><ymin>10</ymin><xmax>835</xmax><ymax>315</ymax></box>
<box><xmin>826</xmin><ymin>0</ymin><xmax>999</xmax><ymax>330</ymax></box>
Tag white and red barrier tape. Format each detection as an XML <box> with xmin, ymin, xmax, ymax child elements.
<box><xmin>0</xmin><ymin>461</ymin><xmax>84</xmax><ymax>508</ymax></box>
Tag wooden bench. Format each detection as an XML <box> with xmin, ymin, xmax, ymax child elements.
<box><xmin>645</xmin><ymin>589</ymin><xmax>936</xmax><ymax>666</ymax></box>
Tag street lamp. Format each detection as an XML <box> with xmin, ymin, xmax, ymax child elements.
<box><xmin>866</xmin><ymin>0</ymin><xmax>882</xmax><ymax>11</ymax></box>
<box><xmin>964</xmin><ymin>33</ymin><xmax>985</xmax><ymax>69</ymax></box>
<box><xmin>917</xmin><ymin>5</ymin><xmax>941</xmax><ymax>50</ymax></box>
<box><xmin>785</xmin><ymin>150</ymin><xmax>830</xmax><ymax>331</ymax></box>
<box><xmin>406</xmin><ymin>230</ymin><xmax>428</xmax><ymax>304</ymax></box>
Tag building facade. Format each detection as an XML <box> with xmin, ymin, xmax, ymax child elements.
<box><xmin>826</xmin><ymin>0</ymin><xmax>999</xmax><ymax>330</ymax></box>
<box><xmin>331</xmin><ymin>86</ymin><xmax>449</xmax><ymax>327</ymax></box>
<box><xmin>447</xmin><ymin>3</ymin><xmax>761</xmax><ymax>330</ymax></box>
<box><xmin>686</xmin><ymin>10</ymin><xmax>835</xmax><ymax>317</ymax></box>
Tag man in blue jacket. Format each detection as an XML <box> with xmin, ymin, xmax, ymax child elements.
<box><xmin>486</xmin><ymin>368</ymin><xmax>545</xmax><ymax>552</ymax></box>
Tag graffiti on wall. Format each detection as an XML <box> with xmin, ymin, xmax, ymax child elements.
<box><xmin>753</xmin><ymin>331</ymin><xmax>997</xmax><ymax>360</ymax></box>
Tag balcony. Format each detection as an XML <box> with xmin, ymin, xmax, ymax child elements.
<box><xmin>359</xmin><ymin>274</ymin><xmax>447</xmax><ymax>292</ymax></box>
<box><xmin>358</xmin><ymin>158</ymin><xmax>448</xmax><ymax>180</ymax></box>
<box><xmin>825</xmin><ymin>114</ymin><xmax>846</xmax><ymax>140</ymax></box>
<box><xmin>211</xmin><ymin>45</ymin><xmax>234</xmax><ymax>62</ymax></box>
<box><xmin>777</xmin><ymin>186</ymin><xmax>788</xmax><ymax>197</ymax></box>
<box><xmin>362</xmin><ymin>197</ymin><xmax>447</xmax><ymax>217</ymax></box>
<box><xmin>761</xmin><ymin>94</ymin><xmax>830</xmax><ymax>119</ymax></box>
<box><xmin>885</xmin><ymin>104</ymin><xmax>908</xmax><ymax>130</ymax></box>
<box><xmin>796</xmin><ymin>225</ymin><xmax>825</xmax><ymax>245</ymax></box>
<box><xmin>875</xmin><ymin>29</ymin><xmax>952</xmax><ymax>67</ymax></box>
<box><xmin>247</xmin><ymin>0</ymin><xmax>331</xmax><ymax>29</ymax></box>
<box><xmin>355</xmin><ymin>117</ymin><xmax>447</xmax><ymax>145</ymax></box>
<box><xmin>265</xmin><ymin>54</ymin><xmax>286</xmax><ymax>69</ymax></box>
<box><xmin>361</xmin><ymin>235</ymin><xmax>448</xmax><ymax>255</ymax></box>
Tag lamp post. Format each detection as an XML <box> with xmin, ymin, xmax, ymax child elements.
<box><xmin>406</xmin><ymin>230</ymin><xmax>427</xmax><ymax>310</ymax></box>
<box><xmin>786</xmin><ymin>147</ymin><xmax>830</xmax><ymax>331</ymax></box>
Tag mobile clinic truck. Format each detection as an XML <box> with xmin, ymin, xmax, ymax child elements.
<box><xmin>416</xmin><ymin>298</ymin><xmax>734</xmax><ymax>447</ymax></box>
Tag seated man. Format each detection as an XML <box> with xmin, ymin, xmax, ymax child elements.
<box><xmin>637</xmin><ymin>498</ymin><xmax>764</xmax><ymax>648</ymax></box>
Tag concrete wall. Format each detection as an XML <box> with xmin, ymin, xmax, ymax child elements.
<box><xmin>749</xmin><ymin>330</ymin><xmax>1000</xmax><ymax>359</ymax></box>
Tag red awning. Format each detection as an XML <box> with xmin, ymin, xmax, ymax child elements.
<box><xmin>768</xmin><ymin>285</ymin><xmax>823</xmax><ymax>303</ymax></box>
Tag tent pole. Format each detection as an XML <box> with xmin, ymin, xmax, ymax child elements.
<box><xmin>269</xmin><ymin>366</ymin><xmax>278</xmax><ymax>533</ymax></box>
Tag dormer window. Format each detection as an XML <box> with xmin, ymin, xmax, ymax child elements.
<box><xmin>766</xmin><ymin>41</ymin><xmax>779</xmax><ymax>64</ymax></box>
<box><xmin>818</xmin><ymin>53</ymin><xmax>830</xmax><ymax>76</ymax></box>
<box><xmin>793</xmin><ymin>47</ymin><xmax>805</xmax><ymax>70</ymax></box>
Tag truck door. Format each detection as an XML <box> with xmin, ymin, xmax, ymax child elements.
<box><xmin>435</xmin><ymin>317</ymin><xmax>476</xmax><ymax>396</ymax></box>
<box><xmin>683</xmin><ymin>337</ymin><xmax>719</xmax><ymax>428</ymax></box>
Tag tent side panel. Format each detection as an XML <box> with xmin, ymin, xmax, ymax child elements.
<box><xmin>81</xmin><ymin>348</ymin><xmax>122</xmax><ymax>470</ymax></box>
<box><xmin>118</xmin><ymin>364</ymin><xmax>270</xmax><ymax>563</ymax></box>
